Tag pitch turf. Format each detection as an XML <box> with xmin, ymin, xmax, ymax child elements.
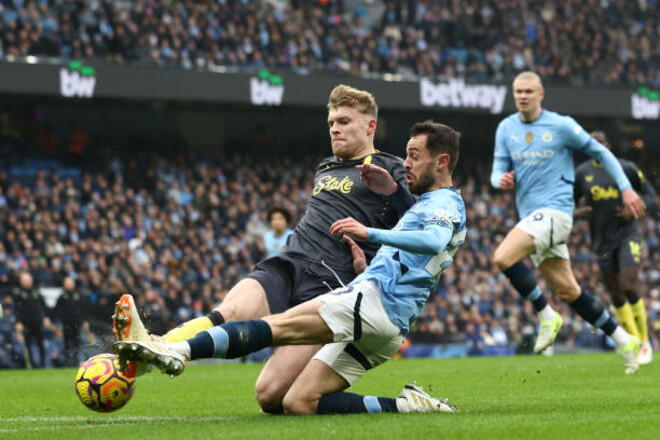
<box><xmin>1</xmin><ymin>353</ymin><xmax>657</xmax><ymax>439</ymax></box>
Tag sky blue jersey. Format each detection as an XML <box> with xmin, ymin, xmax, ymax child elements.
<box><xmin>263</xmin><ymin>228</ymin><xmax>293</xmax><ymax>258</ymax></box>
<box><xmin>490</xmin><ymin>110</ymin><xmax>632</xmax><ymax>218</ymax></box>
<box><xmin>351</xmin><ymin>187</ymin><xmax>466</xmax><ymax>335</ymax></box>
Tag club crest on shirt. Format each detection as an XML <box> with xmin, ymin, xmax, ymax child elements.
<box><xmin>525</xmin><ymin>132</ymin><xmax>533</xmax><ymax>143</ymax></box>
<box><xmin>585</xmin><ymin>175</ymin><xmax>594</xmax><ymax>182</ymax></box>
<box><xmin>542</xmin><ymin>131</ymin><xmax>553</xmax><ymax>142</ymax></box>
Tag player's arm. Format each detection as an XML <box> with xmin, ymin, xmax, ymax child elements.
<box><xmin>618</xmin><ymin>162</ymin><xmax>657</xmax><ymax>221</ymax></box>
<box><xmin>578</xmin><ymin>137</ymin><xmax>645</xmax><ymax>218</ymax></box>
<box><xmin>490</xmin><ymin>124</ymin><xmax>514</xmax><ymax>190</ymax></box>
<box><xmin>356</xmin><ymin>163</ymin><xmax>415</xmax><ymax>215</ymax></box>
<box><xmin>342</xmin><ymin>235</ymin><xmax>367</xmax><ymax>275</ymax></box>
<box><xmin>330</xmin><ymin>217</ymin><xmax>453</xmax><ymax>255</ymax></box>
<box><xmin>629</xmin><ymin>163</ymin><xmax>656</xmax><ymax>211</ymax></box>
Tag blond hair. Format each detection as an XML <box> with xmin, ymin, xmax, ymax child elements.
<box><xmin>513</xmin><ymin>71</ymin><xmax>544</xmax><ymax>90</ymax></box>
<box><xmin>327</xmin><ymin>85</ymin><xmax>378</xmax><ymax>119</ymax></box>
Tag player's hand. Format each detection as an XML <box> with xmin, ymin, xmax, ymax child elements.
<box><xmin>498</xmin><ymin>171</ymin><xmax>515</xmax><ymax>190</ymax></box>
<box><xmin>615</xmin><ymin>206</ymin><xmax>634</xmax><ymax>223</ymax></box>
<box><xmin>343</xmin><ymin>235</ymin><xmax>367</xmax><ymax>275</ymax></box>
<box><xmin>573</xmin><ymin>206</ymin><xmax>593</xmax><ymax>220</ymax></box>
<box><xmin>356</xmin><ymin>163</ymin><xmax>398</xmax><ymax>196</ymax></box>
<box><xmin>330</xmin><ymin>217</ymin><xmax>368</xmax><ymax>240</ymax></box>
<box><xmin>621</xmin><ymin>188</ymin><xmax>646</xmax><ymax>219</ymax></box>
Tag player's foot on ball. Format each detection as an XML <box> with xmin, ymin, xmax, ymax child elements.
<box><xmin>113</xmin><ymin>340</ymin><xmax>186</xmax><ymax>377</ymax></box>
<box><xmin>113</xmin><ymin>294</ymin><xmax>150</xmax><ymax>342</ymax></box>
<box><xmin>397</xmin><ymin>381</ymin><xmax>456</xmax><ymax>413</ymax></box>
<box><xmin>534</xmin><ymin>312</ymin><xmax>563</xmax><ymax>354</ymax></box>
<box><xmin>619</xmin><ymin>335</ymin><xmax>640</xmax><ymax>375</ymax></box>
<box><xmin>637</xmin><ymin>341</ymin><xmax>653</xmax><ymax>365</ymax></box>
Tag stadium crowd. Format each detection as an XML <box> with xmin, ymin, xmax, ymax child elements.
<box><xmin>0</xmin><ymin>118</ymin><xmax>658</xmax><ymax>369</ymax></box>
<box><xmin>1</xmin><ymin>0</ymin><xmax>660</xmax><ymax>86</ymax></box>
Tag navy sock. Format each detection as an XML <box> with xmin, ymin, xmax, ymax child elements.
<box><xmin>503</xmin><ymin>262</ymin><xmax>548</xmax><ymax>312</ymax></box>
<box><xmin>569</xmin><ymin>292</ymin><xmax>617</xmax><ymax>335</ymax></box>
<box><xmin>188</xmin><ymin>331</ymin><xmax>215</xmax><ymax>360</ymax></box>
<box><xmin>317</xmin><ymin>392</ymin><xmax>399</xmax><ymax>414</ymax></box>
<box><xmin>188</xmin><ymin>320</ymin><xmax>273</xmax><ymax>360</ymax></box>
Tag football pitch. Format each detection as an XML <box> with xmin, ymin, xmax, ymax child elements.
<box><xmin>1</xmin><ymin>353</ymin><xmax>657</xmax><ymax>440</ymax></box>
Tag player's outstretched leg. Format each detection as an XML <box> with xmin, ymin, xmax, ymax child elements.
<box><xmin>113</xmin><ymin>319</ymin><xmax>275</xmax><ymax>376</ymax></box>
<box><xmin>315</xmin><ymin>382</ymin><xmax>456</xmax><ymax>414</ymax></box>
<box><xmin>113</xmin><ymin>294</ymin><xmax>151</xmax><ymax>342</ymax></box>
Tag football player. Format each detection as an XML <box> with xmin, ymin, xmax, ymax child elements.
<box><xmin>575</xmin><ymin>131</ymin><xmax>656</xmax><ymax>364</ymax></box>
<box><xmin>490</xmin><ymin>71</ymin><xmax>645</xmax><ymax>373</ymax></box>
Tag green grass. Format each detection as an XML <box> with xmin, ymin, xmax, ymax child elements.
<box><xmin>1</xmin><ymin>353</ymin><xmax>658</xmax><ymax>439</ymax></box>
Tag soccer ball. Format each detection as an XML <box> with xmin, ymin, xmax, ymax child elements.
<box><xmin>74</xmin><ymin>353</ymin><xmax>137</xmax><ymax>412</ymax></box>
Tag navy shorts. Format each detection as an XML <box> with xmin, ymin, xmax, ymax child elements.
<box><xmin>246</xmin><ymin>253</ymin><xmax>353</xmax><ymax>314</ymax></box>
<box><xmin>597</xmin><ymin>233</ymin><xmax>643</xmax><ymax>275</ymax></box>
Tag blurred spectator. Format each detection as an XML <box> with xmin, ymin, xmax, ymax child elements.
<box><xmin>55</xmin><ymin>276</ymin><xmax>83</xmax><ymax>366</ymax></box>
<box><xmin>0</xmin><ymin>1</ymin><xmax>659</xmax><ymax>85</ymax></box>
<box><xmin>263</xmin><ymin>207</ymin><xmax>293</xmax><ymax>258</ymax></box>
<box><xmin>13</xmin><ymin>272</ymin><xmax>45</xmax><ymax>368</ymax></box>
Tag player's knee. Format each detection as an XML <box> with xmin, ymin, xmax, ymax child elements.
<box><xmin>493</xmin><ymin>248</ymin><xmax>512</xmax><ymax>271</ymax></box>
<box><xmin>557</xmin><ymin>285</ymin><xmax>580</xmax><ymax>303</ymax></box>
<box><xmin>255</xmin><ymin>379</ymin><xmax>286</xmax><ymax>413</ymax></box>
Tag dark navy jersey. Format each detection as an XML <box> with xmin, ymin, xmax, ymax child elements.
<box><xmin>574</xmin><ymin>159</ymin><xmax>656</xmax><ymax>253</ymax></box>
<box><xmin>283</xmin><ymin>151</ymin><xmax>411</xmax><ymax>277</ymax></box>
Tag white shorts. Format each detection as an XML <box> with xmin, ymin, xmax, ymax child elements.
<box><xmin>313</xmin><ymin>280</ymin><xmax>404</xmax><ymax>385</ymax></box>
<box><xmin>516</xmin><ymin>208</ymin><xmax>573</xmax><ymax>267</ymax></box>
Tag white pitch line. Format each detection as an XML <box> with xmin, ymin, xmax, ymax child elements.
<box><xmin>1</xmin><ymin>415</ymin><xmax>239</xmax><ymax>424</ymax></box>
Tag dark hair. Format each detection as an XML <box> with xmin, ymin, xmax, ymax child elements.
<box><xmin>409</xmin><ymin>121</ymin><xmax>461</xmax><ymax>173</ymax></box>
<box><xmin>590</xmin><ymin>130</ymin><xmax>611</xmax><ymax>149</ymax></box>
<box><xmin>267</xmin><ymin>207</ymin><xmax>292</xmax><ymax>224</ymax></box>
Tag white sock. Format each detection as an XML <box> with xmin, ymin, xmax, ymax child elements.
<box><xmin>538</xmin><ymin>304</ymin><xmax>556</xmax><ymax>322</ymax></box>
<box><xmin>171</xmin><ymin>341</ymin><xmax>192</xmax><ymax>360</ymax></box>
<box><xmin>610</xmin><ymin>326</ymin><xmax>630</xmax><ymax>348</ymax></box>
<box><xmin>395</xmin><ymin>397</ymin><xmax>412</xmax><ymax>413</ymax></box>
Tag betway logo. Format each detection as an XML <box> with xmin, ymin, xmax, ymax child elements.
<box><xmin>420</xmin><ymin>78</ymin><xmax>506</xmax><ymax>114</ymax></box>
<box><xmin>631</xmin><ymin>87</ymin><xmax>659</xmax><ymax>119</ymax></box>
<box><xmin>511</xmin><ymin>150</ymin><xmax>554</xmax><ymax>160</ymax></box>
<box><xmin>250</xmin><ymin>70</ymin><xmax>284</xmax><ymax>106</ymax></box>
<box><xmin>60</xmin><ymin>61</ymin><xmax>96</xmax><ymax>98</ymax></box>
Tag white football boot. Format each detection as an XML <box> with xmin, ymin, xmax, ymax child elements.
<box><xmin>113</xmin><ymin>340</ymin><xmax>186</xmax><ymax>377</ymax></box>
<box><xmin>637</xmin><ymin>341</ymin><xmax>653</xmax><ymax>365</ymax></box>
<box><xmin>534</xmin><ymin>312</ymin><xmax>563</xmax><ymax>353</ymax></box>
<box><xmin>397</xmin><ymin>381</ymin><xmax>457</xmax><ymax>413</ymax></box>
<box><xmin>618</xmin><ymin>335</ymin><xmax>640</xmax><ymax>375</ymax></box>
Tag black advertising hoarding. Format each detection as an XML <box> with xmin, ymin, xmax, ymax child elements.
<box><xmin>0</xmin><ymin>61</ymin><xmax>654</xmax><ymax>119</ymax></box>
